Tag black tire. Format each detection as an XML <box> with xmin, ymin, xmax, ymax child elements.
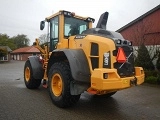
<box><xmin>94</xmin><ymin>92</ymin><xmax>117</xmax><ymax>98</ymax></box>
<box><xmin>24</xmin><ymin>60</ymin><xmax>42</xmax><ymax>89</ymax></box>
<box><xmin>48</xmin><ymin>62</ymin><xmax>80</xmax><ymax>108</ymax></box>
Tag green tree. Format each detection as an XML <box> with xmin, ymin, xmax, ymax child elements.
<box><xmin>0</xmin><ymin>34</ymin><xmax>10</xmax><ymax>46</ymax></box>
<box><xmin>135</xmin><ymin>44</ymin><xmax>154</xmax><ymax>70</ymax></box>
<box><xmin>7</xmin><ymin>38</ymin><xmax>17</xmax><ymax>50</ymax></box>
<box><xmin>0</xmin><ymin>33</ymin><xmax>31</xmax><ymax>50</ymax></box>
<box><xmin>11</xmin><ymin>34</ymin><xmax>30</xmax><ymax>49</ymax></box>
<box><xmin>0</xmin><ymin>34</ymin><xmax>16</xmax><ymax>50</ymax></box>
<box><xmin>0</xmin><ymin>48</ymin><xmax>7</xmax><ymax>58</ymax></box>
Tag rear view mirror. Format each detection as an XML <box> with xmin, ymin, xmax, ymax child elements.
<box><xmin>40</xmin><ymin>21</ymin><xmax>45</xmax><ymax>30</ymax></box>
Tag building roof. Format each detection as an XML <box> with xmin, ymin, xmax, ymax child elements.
<box><xmin>117</xmin><ymin>4</ymin><xmax>160</xmax><ymax>32</ymax></box>
<box><xmin>11</xmin><ymin>46</ymin><xmax>40</xmax><ymax>53</ymax></box>
<box><xmin>0</xmin><ymin>46</ymin><xmax>12</xmax><ymax>52</ymax></box>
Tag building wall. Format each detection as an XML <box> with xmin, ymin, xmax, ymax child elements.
<box><xmin>12</xmin><ymin>53</ymin><xmax>40</xmax><ymax>61</ymax></box>
<box><xmin>22</xmin><ymin>54</ymin><xmax>31</xmax><ymax>61</ymax></box>
<box><xmin>120</xmin><ymin>9</ymin><xmax>160</xmax><ymax>46</ymax></box>
<box><xmin>118</xmin><ymin>8</ymin><xmax>160</xmax><ymax>66</ymax></box>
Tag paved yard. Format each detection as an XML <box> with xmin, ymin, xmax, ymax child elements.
<box><xmin>0</xmin><ymin>60</ymin><xmax>160</xmax><ymax>120</ymax></box>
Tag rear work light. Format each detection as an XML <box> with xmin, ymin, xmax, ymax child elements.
<box><xmin>60</xmin><ymin>10</ymin><xmax>74</xmax><ymax>17</ymax></box>
<box><xmin>85</xmin><ymin>17</ymin><xmax>95</xmax><ymax>23</ymax></box>
<box><xmin>115</xmin><ymin>39</ymin><xmax>121</xmax><ymax>44</ymax></box>
<box><xmin>128</xmin><ymin>41</ymin><xmax>132</xmax><ymax>46</ymax></box>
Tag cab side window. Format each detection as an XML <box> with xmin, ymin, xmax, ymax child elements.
<box><xmin>50</xmin><ymin>16</ymin><xmax>59</xmax><ymax>51</ymax></box>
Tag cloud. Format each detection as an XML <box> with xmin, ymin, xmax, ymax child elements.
<box><xmin>0</xmin><ymin>0</ymin><xmax>159</xmax><ymax>44</ymax></box>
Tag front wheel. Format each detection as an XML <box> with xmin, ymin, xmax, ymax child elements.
<box><xmin>48</xmin><ymin>62</ymin><xmax>80</xmax><ymax>108</ymax></box>
<box><xmin>24</xmin><ymin>60</ymin><xmax>42</xmax><ymax>89</ymax></box>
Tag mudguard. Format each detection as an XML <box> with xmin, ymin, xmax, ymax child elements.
<box><xmin>28</xmin><ymin>56</ymin><xmax>44</xmax><ymax>79</ymax></box>
<box><xmin>48</xmin><ymin>49</ymin><xmax>91</xmax><ymax>95</ymax></box>
<box><xmin>47</xmin><ymin>49</ymin><xmax>91</xmax><ymax>95</ymax></box>
<box><xmin>48</xmin><ymin>49</ymin><xmax>91</xmax><ymax>83</ymax></box>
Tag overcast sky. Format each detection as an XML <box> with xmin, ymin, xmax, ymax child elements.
<box><xmin>0</xmin><ymin>0</ymin><xmax>160</xmax><ymax>44</ymax></box>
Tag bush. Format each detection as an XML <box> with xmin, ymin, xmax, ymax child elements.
<box><xmin>144</xmin><ymin>70</ymin><xmax>160</xmax><ymax>84</ymax></box>
<box><xmin>145</xmin><ymin>76</ymin><xmax>158</xmax><ymax>84</ymax></box>
<box><xmin>145</xmin><ymin>70</ymin><xmax>158</xmax><ymax>78</ymax></box>
<box><xmin>157</xmin><ymin>76</ymin><xmax>160</xmax><ymax>84</ymax></box>
<box><xmin>135</xmin><ymin>44</ymin><xmax>154</xmax><ymax>70</ymax></box>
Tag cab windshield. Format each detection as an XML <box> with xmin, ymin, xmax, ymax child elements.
<box><xmin>64</xmin><ymin>17</ymin><xmax>89</xmax><ymax>37</ymax></box>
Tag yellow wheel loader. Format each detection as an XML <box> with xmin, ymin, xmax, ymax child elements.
<box><xmin>24</xmin><ymin>10</ymin><xmax>145</xmax><ymax>108</ymax></box>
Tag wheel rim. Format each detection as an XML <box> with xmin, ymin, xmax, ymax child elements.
<box><xmin>25</xmin><ymin>67</ymin><xmax>30</xmax><ymax>82</ymax></box>
<box><xmin>51</xmin><ymin>73</ymin><xmax>63</xmax><ymax>96</ymax></box>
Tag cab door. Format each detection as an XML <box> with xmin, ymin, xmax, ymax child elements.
<box><xmin>50</xmin><ymin>16</ymin><xmax>59</xmax><ymax>51</ymax></box>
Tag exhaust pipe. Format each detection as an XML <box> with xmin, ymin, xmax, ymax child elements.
<box><xmin>96</xmin><ymin>12</ymin><xmax>109</xmax><ymax>30</ymax></box>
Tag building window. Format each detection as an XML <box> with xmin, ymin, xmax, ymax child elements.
<box><xmin>0</xmin><ymin>55</ymin><xmax>8</xmax><ymax>61</ymax></box>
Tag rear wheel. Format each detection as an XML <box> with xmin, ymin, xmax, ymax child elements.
<box><xmin>24</xmin><ymin>60</ymin><xmax>42</xmax><ymax>89</ymax></box>
<box><xmin>48</xmin><ymin>62</ymin><xmax>80</xmax><ymax>108</ymax></box>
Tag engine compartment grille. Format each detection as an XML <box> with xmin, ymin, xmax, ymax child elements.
<box><xmin>113</xmin><ymin>46</ymin><xmax>135</xmax><ymax>77</ymax></box>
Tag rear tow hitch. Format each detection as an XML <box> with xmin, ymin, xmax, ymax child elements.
<box><xmin>130</xmin><ymin>77</ymin><xmax>137</xmax><ymax>86</ymax></box>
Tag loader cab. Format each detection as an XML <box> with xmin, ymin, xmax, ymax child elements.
<box><xmin>40</xmin><ymin>10</ymin><xmax>95</xmax><ymax>51</ymax></box>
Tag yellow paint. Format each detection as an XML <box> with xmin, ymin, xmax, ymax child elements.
<box><xmin>33</xmin><ymin>10</ymin><xmax>145</xmax><ymax>93</ymax></box>
<box><xmin>51</xmin><ymin>73</ymin><xmax>63</xmax><ymax>97</ymax></box>
<box><xmin>124</xmin><ymin>80</ymin><xmax>128</xmax><ymax>84</ymax></box>
<box><xmin>25</xmin><ymin>67</ymin><xmax>30</xmax><ymax>82</ymax></box>
<box><xmin>90</xmin><ymin>67</ymin><xmax>145</xmax><ymax>92</ymax></box>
